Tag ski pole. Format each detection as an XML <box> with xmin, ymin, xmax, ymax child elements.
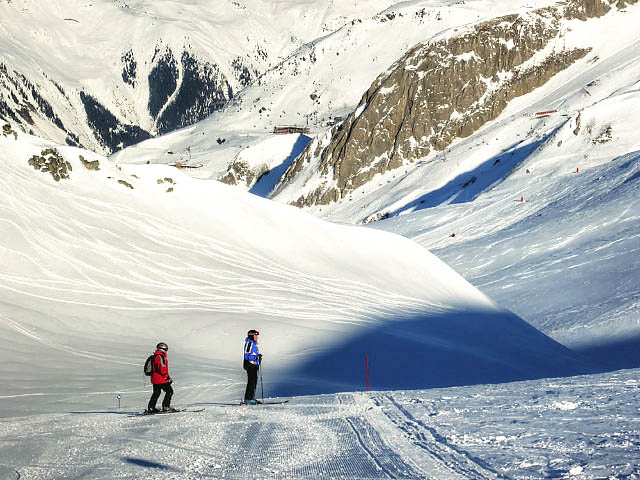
<box><xmin>259</xmin><ymin>360</ymin><xmax>264</xmax><ymax>402</ymax></box>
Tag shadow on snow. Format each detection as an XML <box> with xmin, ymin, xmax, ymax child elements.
<box><xmin>249</xmin><ymin>134</ymin><xmax>312</xmax><ymax>198</ymax></box>
<box><xmin>270</xmin><ymin>307</ymin><xmax>593</xmax><ymax>397</ymax></box>
<box><xmin>390</xmin><ymin>130</ymin><xmax>557</xmax><ymax>217</ymax></box>
<box><xmin>122</xmin><ymin>457</ymin><xmax>176</xmax><ymax>471</ymax></box>
<box><xmin>573</xmin><ymin>334</ymin><xmax>640</xmax><ymax>372</ymax></box>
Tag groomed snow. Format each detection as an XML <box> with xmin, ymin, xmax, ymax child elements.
<box><xmin>0</xmin><ymin>370</ymin><xmax>637</xmax><ymax>479</ymax></box>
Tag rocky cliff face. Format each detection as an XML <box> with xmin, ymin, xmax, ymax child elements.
<box><xmin>0</xmin><ymin>64</ymin><xmax>80</xmax><ymax>147</ymax></box>
<box><xmin>276</xmin><ymin>0</ymin><xmax>621</xmax><ymax>208</ymax></box>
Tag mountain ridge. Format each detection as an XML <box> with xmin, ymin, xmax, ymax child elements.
<box><xmin>274</xmin><ymin>0</ymin><xmax>625</xmax><ymax>207</ymax></box>
<box><xmin>0</xmin><ymin>0</ymin><xmax>392</xmax><ymax>153</ymax></box>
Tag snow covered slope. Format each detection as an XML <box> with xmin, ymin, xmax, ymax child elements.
<box><xmin>0</xmin><ymin>127</ymin><xmax>587</xmax><ymax>417</ymax></box>
<box><xmin>0</xmin><ymin>0</ymin><xmax>392</xmax><ymax>153</ymax></box>
<box><xmin>376</xmin><ymin>130</ymin><xmax>640</xmax><ymax>370</ymax></box>
<box><xmin>366</xmin><ymin>29</ymin><xmax>640</xmax><ymax>368</ymax></box>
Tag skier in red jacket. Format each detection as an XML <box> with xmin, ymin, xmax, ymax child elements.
<box><xmin>146</xmin><ymin>342</ymin><xmax>177</xmax><ymax>413</ymax></box>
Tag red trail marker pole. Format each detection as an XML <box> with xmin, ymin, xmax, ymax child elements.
<box><xmin>366</xmin><ymin>355</ymin><xmax>370</xmax><ymax>392</ymax></box>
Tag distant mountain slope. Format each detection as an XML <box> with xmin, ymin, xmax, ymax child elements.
<box><xmin>104</xmin><ymin>0</ymin><xmax>640</xmax><ymax>364</ymax></box>
<box><xmin>111</xmin><ymin>0</ymin><xmax>638</xmax><ymax>210</ymax></box>
<box><xmin>274</xmin><ymin>0</ymin><xmax>633</xmax><ymax>207</ymax></box>
<box><xmin>111</xmin><ymin>0</ymin><xmax>567</xmax><ymax>191</ymax></box>
<box><xmin>0</xmin><ymin>126</ymin><xmax>588</xmax><ymax>415</ymax></box>
<box><xmin>0</xmin><ymin>0</ymin><xmax>391</xmax><ymax>154</ymax></box>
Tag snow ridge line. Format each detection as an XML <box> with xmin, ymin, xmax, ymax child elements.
<box><xmin>376</xmin><ymin>394</ymin><xmax>509</xmax><ymax>480</ymax></box>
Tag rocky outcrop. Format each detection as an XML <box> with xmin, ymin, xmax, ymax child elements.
<box><xmin>27</xmin><ymin>148</ymin><xmax>72</xmax><ymax>182</ymax></box>
<box><xmin>219</xmin><ymin>160</ymin><xmax>268</xmax><ymax>188</ymax></box>
<box><xmin>117</xmin><ymin>179</ymin><xmax>134</xmax><ymax>189</ymax></box>
<box><xmin>79</xmin><ymin>155</ymin><xmax>100</xmax><ymax>171</ymax></box>
<box><xmin>2</xmin><ymin>122</ymin><xmax>17</xmax><ymax>139</ymax></box>
<box><xmin>277</xmin><ymin>0</ymin><xmax>622</xmax><ymax>208</ymax></box>
<box><xmin>1</xmin><ymin>64</ymin><xmax>73</xmax><ymax>144</ymax></box>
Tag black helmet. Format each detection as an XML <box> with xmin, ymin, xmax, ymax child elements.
<box><xmin>247</xmin><ymin>329</ymin><xmax>259</xmax><ymax>337</ymax></box>
<box><xmin>156</xmin><ymin>342</ymin><xmax>168</xmax><ymax>351</ymax></box>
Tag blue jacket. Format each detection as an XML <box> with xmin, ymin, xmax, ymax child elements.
<box><xmin>244</xmin><ymin>337</ymin><xmax>260</xmax><ymax>365</ymax></box>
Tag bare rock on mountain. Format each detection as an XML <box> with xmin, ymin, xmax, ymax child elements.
<box><xmin>219</xmin><ymin>159</ymin><xmax>269</xmax><ymax>188</ymax></box>
<box><xmin>277</xmin><ymin>0</ymin><xmax>621</xmax><ymax>208</ymax></box>
<box><xmin>27</xmin><ymin>148</ymin><xmax>72</xmax><ymax>182</ymax></box>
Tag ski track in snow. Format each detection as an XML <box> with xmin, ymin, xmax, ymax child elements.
<box><xmin>373</xmin><ymin>394</ymin><xmax>505</xmax><ymax>480</ymax></box>
<box><xmin>1</xmin><ymin>370</ymin><xmax>638</xmax><ymax>480</ymax></box>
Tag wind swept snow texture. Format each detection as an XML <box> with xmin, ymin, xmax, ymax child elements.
<box><xmin>0</xmin><ymin>130</ymin><xmax>587</xmax><ymax>417</ymax></box>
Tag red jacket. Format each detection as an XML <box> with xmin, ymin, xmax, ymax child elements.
<box><xmin>151</xmin><ymin>349</ymin><xmax>170</xmax><ymax>385</ymax></box>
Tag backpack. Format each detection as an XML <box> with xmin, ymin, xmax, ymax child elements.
<box><xmin>143</xmin><ymin>354</ymin><xmax>156</xmax><ymax>376</ymax></box>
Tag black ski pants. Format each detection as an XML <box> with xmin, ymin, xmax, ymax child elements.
<box><xmin>244</xmin><ymin>361</ymin><xmax>259</xmax><ymax>401</ymax></box>
<box><xmin>148</xmin><ymin>382</ymin><xmax>173</xmax><ymax>410</ymax></box>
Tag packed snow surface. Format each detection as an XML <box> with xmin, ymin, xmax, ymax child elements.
<box><xmin>0</xmin><ymin>369</ymin><xmax>638</xmax><ymax>479</ymax></box>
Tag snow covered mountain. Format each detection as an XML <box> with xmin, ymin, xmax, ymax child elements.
<box><xmin>0</xmin><ymin>0</ymin><xmax>392</xmax><ymax>154</ymax></box>
<box><xmin>2</xmin><ymin>1</ymin><xmax>639</xmax><ymax>477</ymax></box>
<box><xmin>275</xmin><ymin>0</ymin><xmax>610</xmax><ymax>207</ymax></box>
<box><xmin>1</xmin><ymin>0</ymin><xmax>637</xmax><ymax>396</ymax></box>
<box><xmin>112</xmin><ymin>0</ymin><xmax>579</xmax><ymax>175</ymax></box>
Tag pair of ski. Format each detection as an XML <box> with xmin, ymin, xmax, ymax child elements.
<box><xmin>205</xmin><ymin>400</ymin><xmax>289</xmax><ymax>407</ymax></box>
<box><xmin>129</xmin><ymin>408</ymin><xmax>205</xmax><ymax>417</ymax></box>
<box><xmin>131</xmin><ymin>400</ymin><xmax>288</xmax><ymax>416</ymax></box>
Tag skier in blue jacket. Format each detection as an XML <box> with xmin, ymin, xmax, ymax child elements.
<box><xmin>243</xmin><ymin>329</ymin><xmax>262</xmax><ymax>404</ymax></box>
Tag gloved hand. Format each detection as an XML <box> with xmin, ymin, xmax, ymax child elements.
<box><xmin>258</xmin><ymin>354</ymin><xmax>263</xmax><ymax>361</ymax></box>
<box><xmin>166</xmin><ymin>376</ymin><xmax>173</xmax><ymax>384</ymax></box>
